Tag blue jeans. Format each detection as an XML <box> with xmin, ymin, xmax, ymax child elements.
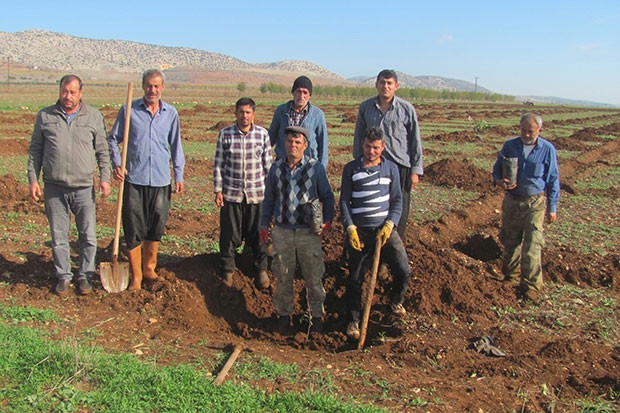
<box><xmin>346</xmin><ymin>227</ymin><xmax>411</xmax><ymax>323</ymax></box>
<box><xmin>271</xmin><ymin>225</ymin><xmax>326</xmax><ymax>318</ymax></box>
<box><xmin>44</xmin><ymin>184</ymin><xmax>97</xmax><ymax>281</ymax></box>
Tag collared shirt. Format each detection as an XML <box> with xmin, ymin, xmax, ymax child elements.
<box><xmin>109</xmin><ymin>98</ymin><xmax>185</xmax><ymax>187</ymax></box>
<box><xmin>213</xmin><ymin>123</ymin><xmax>272</xmax><ymax>204</ymax></box>
<box><xmin>492</xmin><ymin>136</ymin><xmax>560</xmax><ymax>213</ymax></box>
<box><xmin>353</xmin><ymin>95</ymin><xmax>423</xmax><ymax>175</ymax></box>
<box><xmin>286</xmin><ymin>101</ymin><xmax>309</xmax><ymax>126</ymax></box>
<box><xmin>268</xmin><ymin>101</ymin><xmax>329</xmax><ymax>167</ymax></box>
<box><xmin>261</xmin><ymin>156</ymin><xmax>335</xmax><ymax>229</ymax></box>
<box><xmin>340</xmin><ymin>156</ymin><xmax>403</xmax><ymax>229</ymax></box>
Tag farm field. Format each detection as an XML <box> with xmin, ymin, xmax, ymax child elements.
<box><xmin>1</xmin><ymin>83</ymin><xmax>619</xmax><ymax>412</ymax></box>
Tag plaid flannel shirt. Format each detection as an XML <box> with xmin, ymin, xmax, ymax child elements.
<box><xmin>213</xmin><ymin>123</ymin><xmax>272</xmax><ymax>204</ymax></box>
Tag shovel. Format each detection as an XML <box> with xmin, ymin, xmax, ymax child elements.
<box><xmin>357</xmin><ymin>237</ymin><xmax>382</xmax><ymax>350</ymax></box>
<box><xmin>100</xmin><ymin>82</ymin><xmax>133</xmax><ymax>293</ymax></box>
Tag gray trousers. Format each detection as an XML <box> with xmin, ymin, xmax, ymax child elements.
<box><xmin>44</xmin><ymin>183</ymin><xmax>97</xmax><ymax>281</ymax></box>
<box><xmin>271</xmin><ymin>225</ymin><xmax>326</xmax><ymax>318</ymax></box>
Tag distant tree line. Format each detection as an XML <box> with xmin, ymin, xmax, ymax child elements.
<box><xmin>258</xmin><ymin>82</ymin><xmax>514</xmax><ymax>102</ymax></box>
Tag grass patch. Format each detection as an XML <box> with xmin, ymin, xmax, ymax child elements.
<box><xmin>0</xmin><ymin>321</ymin><xmax>384</xmax><ymax>412</ymax></box>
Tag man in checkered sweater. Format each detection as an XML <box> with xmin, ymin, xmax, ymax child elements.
<box><xmin>260</xmin><ymin>126</ymin><xmax>334</xmax><ymax>335</ymax></box>
<box><xmin>213</xmin><ymin>98</ymin><xmax>272</xmax><ymax>289</ymax></box>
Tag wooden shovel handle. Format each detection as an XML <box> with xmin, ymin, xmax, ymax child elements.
<box><xmin>213</xmin><ymin>344</ymin><xmax>243</xmax><ymax>386</ymax></box>
<box><xmin>112</xmin><ymin>82</ymin><xmax>133</xmax><ymax>260</ymax></box>
<box><xmin>357</xmin><ymin>237</ymin><xmax>382</xmax><ymax>350</ymax></box>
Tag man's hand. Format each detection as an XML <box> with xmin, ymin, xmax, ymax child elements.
<box><xmin>546</xmin><ymin>212</ymin><xmax>557</xmax><ymax>224</ymax></box>
<box><xmin>100</xmin><ymin>181</ymin><xmax>111</xmax><ymax>198</ymax></box>
<box><xmin>259</xmin><ymin>228</ymin><xmax>270</xmax><ymax>245</ymax></box>
<box><xmin>495</xmin><ymin>178</ymin><xmax>517</xmax><ymax>191</ymax></box>
<box><xmin>215</xmin><ymin>192</ymin><xmax>224</xmax><ymax>208</ymax></box>
<box><xmin>410</xmin><ymin>173</ymin><xmax>420</xmax><ymax>190</ymax></box>
<box><xmin>174</xmin><ymin>182</ymin><xmax>184</xmax><ymax>194</ymax></box>
<box><xmin>320</xmin><ymin>221</ymin><xmax>332</xmax><ymax>236</ymax></box>
<box><xmin>376</xmin><ymin>220</ymin><xmax>394</xmax><ymax>247</ymax></box>
<box><xmin>29</xmin><ymin>182</ymin><xmax>42</xmax><ymax>202</ymax></box>
<box><xmin>347</xmin><ymin>225</ymin><xmax>363</xmax><ymax>251</ymax></box>
<box><xmin>113</xmin><ymin>166</ymin><xmax>126</xmax><ymax>182</ymax></box>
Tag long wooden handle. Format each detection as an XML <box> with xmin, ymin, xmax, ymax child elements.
<box><xmin>213</xmin><ymin>344</ymin><xmax>243</xmax><ymax>386</ymax></box>
<box><xmin>112</xmin><ymin>82</ymin><xmax>133</xmax><ymax>260</ymax></box>
<box><xmin>357</xmin><ymin>237</ymin><xmax>383</xmax><ymax>350</ymax></box>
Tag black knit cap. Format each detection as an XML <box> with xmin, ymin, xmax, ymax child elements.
<box><xmin>291</xmin><ymin>76</ymin><xmax>313</xmax><ymax>95</ymax></box>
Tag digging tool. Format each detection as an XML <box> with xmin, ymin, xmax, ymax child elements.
<box><xmin>100</xmin><ymin>82</ymin><xmax>133</xmax><ymax>293</ymax></box>
<box><xmin>213</xmin><ymin>344</ymin><xmax>244</xmax><ymax>386</ymax></box>
<box><xmin>357</xmin><ymin>237</ymin><xmax>383</xmax><ymax>350</ymax></box>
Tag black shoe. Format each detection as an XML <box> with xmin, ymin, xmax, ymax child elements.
<box><xmin>55</xmin><ymin>279</ymin><xmax>70</xmax><ymax>296</ymax></box>
<box><xmin>310</xmin><ymin>317</ymin><xmax>324</xmax><ymax>334</ymax></box>
<box><xmin>77</xmin><ymin>278</ymin><xmax>92</xmax><ymax>295</ymax></box>
<box><xmin>274</xmin><ymin>315</ymin><xmax>291</xmax><ymax>335</ymax></box>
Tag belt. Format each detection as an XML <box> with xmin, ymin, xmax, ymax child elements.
<box><xmin>508</xmin><ymin>192</ymin><xmax>544</xmax><ymax>200</ymax></box>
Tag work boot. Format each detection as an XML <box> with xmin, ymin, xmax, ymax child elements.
<box><xmin>77</xmin><ymin>278</ymin><xmax>93</xmax><ymax>295</ymax></box>
<box><xmin>142</xmin><ymin>240</ymin><xmax>160</xmax><ymax>281</ymax></box>
<box><xmin>256</xmin><ymin>270</ymin><xmax>270</xmax><ymax>290</ymax></box>
<box><xmin>310</xmin><ymin>317</ymin><xmax>324</xmax><ymax>334</ymax></box>
<box><xmin>346</xmin><ymin>322</ymin><xmax>360</xmax><ymax>341</ymax></box>
<box><xmin>127</xmin><ymin>245</ymin><xmax>143</xmax><ymax>291</ymax></box>
<box><xmin>55</xmin><ymin>279</ymin><xmax>70</xmax><ymax>297</ymax></box>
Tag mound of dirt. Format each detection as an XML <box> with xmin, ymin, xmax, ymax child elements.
<box><xmin>424</xmin><ymin>158</ymin><xmax>494</xmax><ymax>193</ymax></box>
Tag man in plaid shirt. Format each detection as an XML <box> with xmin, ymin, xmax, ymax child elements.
<box><xmin>213</xmin><ymin>97</ymin><xmax>273</xmax><ymax>289</ymax></box>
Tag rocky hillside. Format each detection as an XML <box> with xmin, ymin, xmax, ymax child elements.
<box><xmin>0</xmin><ymin>29</ymin><xmax>342</xmax><ymax>80</ymax></box>
<box><xmin>2</xmin><ymin>29</ymin><xmax>491</xmax><ymax>93</ymax></box>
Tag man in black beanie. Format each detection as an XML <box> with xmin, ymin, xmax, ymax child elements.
<box><xmin>268</xmin><ymin>75</ymin><xmax>329</xmax><ymax>167</ymax></box>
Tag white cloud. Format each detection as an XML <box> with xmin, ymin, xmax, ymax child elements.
<box><xmin>574</xmin><ymin>42</ymin><xmax>609</xmax><ymax>52</ymax></box>
<box><xmin>438</xmin><ymin>34</ymin><xmax>453</xmax><ymax>44</ymax></box>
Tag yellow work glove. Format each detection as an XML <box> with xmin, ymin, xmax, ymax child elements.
<box><xmin>346</xmin><ymin>225</ymin><xmax>364</xmax><ymax>251</ymax></box>
<box><xmin>376</xmin><ymin>220</ymin><xmax>394</xmax><ymax>247</ymax></box>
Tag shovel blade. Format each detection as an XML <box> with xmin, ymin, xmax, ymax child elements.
<box><xmin>100</xmin><ymin>261</ymin><xmax>130</xmax><ymax>293</ymax></box>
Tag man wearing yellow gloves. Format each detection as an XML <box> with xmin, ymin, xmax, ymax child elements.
<box><xmin>340</xmin><ymin>127</ymin><xmax>411</xmax><ymax>341</ymax></box>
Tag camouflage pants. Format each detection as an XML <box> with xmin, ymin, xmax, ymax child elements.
<box><xmin>271</xmin><ymin>226</ymin><xmax>326</xmax><ymax>318</ymax></box>
<box><xmin>499</xmin><ymin>193</ymin><xmax>546</xmax><ymax>291</ymax></box>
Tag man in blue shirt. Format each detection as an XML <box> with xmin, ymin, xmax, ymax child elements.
<box><xmin>260</xmin><ymin>126</ymin><xmax>334</xmax><ymax>336</ymax></box>
<box><xmin>341</xmin><ymin>127</ymin><xmax>411</xmax><ymax>341</ymax></box>
<box><xmin>268</xmin><ymin>76</ymin><xmax>329</xmax><ymax>167</ymax></box>
<box><xmin>492</xmin><ymin>113</ymin><xmax>560</xmax><ymax>302</ymax></box>
<box><xmin>109</xmin><ymin>69</ymin><xmax>186</xmax><ymax>291</ymax></box>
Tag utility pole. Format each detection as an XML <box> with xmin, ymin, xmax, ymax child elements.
<box><xmin>474</xmin><ymin>76</ymin><xmax>478</xmax><ymax>94</ymax></box>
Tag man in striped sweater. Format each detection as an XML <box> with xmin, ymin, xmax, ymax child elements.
<box><xmin>340</xmin><ymin>126</ymin><xmax>411</xmax><ymax>341</ymax></box>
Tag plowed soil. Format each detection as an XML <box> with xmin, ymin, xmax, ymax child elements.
<box><xmin>1</xmin><ymin>98</ymin><xmax>619</xmax><ymax>412</ymax></box>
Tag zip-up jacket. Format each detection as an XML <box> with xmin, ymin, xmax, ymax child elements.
<box><xmin>28</xmin><ymin>101</ymin><xmax>111</xmax><ymax>188</ymax></box>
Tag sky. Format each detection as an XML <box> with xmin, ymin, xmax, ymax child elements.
<box><xmin>1</xmin><ymin>0</ymin><xmax>619</xmax><ymax>105</ymax></box>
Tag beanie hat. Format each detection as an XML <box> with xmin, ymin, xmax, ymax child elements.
<box><xmin>291</xmin><ymin>76</ymin><xmax>313</xmax><ymax>95</ymax></box>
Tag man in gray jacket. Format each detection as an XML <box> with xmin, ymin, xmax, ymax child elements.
<box><xmin>28</xmin><ymin>75</ymin><xmax>111</xmax><ymax>296</ymax></box>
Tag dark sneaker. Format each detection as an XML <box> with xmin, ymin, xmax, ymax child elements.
<box><xmin>77</xmin><ymin>278</ymin><xmax>92</xmax><ymax>295</ymax></box>
<box><xmin>222</xmin><ymin>271</ymin><xmax>234</xmax><ymax>287</ymax></box>
<box><xmin>390</xmin><ymin>303</ymin><xmax>407</xmax><ymax>317</ymax></box>
<box><xmin>346</xmin><ymin>322</ymin><xmax>360</xmax><ymax>341</ymax></box>
<box><xmin>274</xmin><ymin>315</ymin><xmax>291</xmax><ymax>335</ymax></box>
<box><xmin>55</xmin><ymin>279</ymin><xmax>70</xmax><ymax>297</ymax></box>
<box><xmin>310</xmin><ymin>317</ymin><xmax>324</xmax><ymax>334</ymax></box>
<box><xmin>256</xmin><ymin>270</ymin><xmax>270</xmax><ymax>290</ymax></box>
